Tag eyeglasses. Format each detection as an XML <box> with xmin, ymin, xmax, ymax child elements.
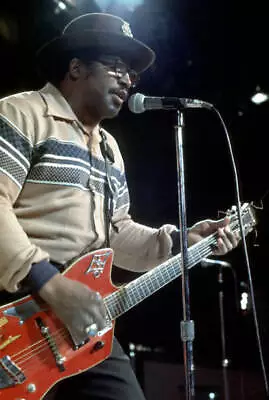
<box><xmin>98</xmin><ymin>56</ymin><xmax>140</xmax><ymax>88</ymax></box>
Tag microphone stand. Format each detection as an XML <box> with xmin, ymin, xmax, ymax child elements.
<box><xmin>218</xmin><ymin>266</ymin><xmax>230</xmax><ymax>400</ymax></box>
<box><xmin>174</xmin><ymin>109</ymin><xmax>195</xmax><ymax>399</ymax></box>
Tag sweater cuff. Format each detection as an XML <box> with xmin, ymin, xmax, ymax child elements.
<box><xmin>27</xmin><ymin>261</ymin><xmax>59</xmax><ymax>292</ymax></box>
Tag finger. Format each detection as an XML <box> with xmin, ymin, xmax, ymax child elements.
<box><xmin>213</xmin><ymin>225</ymin><xmax>234</xmax><ymax>254</ymax></box>
<box><xmin>213</xmin><ymin>237</ymin><xmax>227</xmax><ymax>255</ymax></box>
<box><xmin>221</xmin><ymin>226</ymin><xmax>238</xmax><ymax>249</ymax></box>
<box><xmin>219</xmin><ymin>228</ymin><xmax>234</xmax><ymax>252</ymax></box>
<box><xmin>223</xmin><ymin>226</ymin><xmax>239</xmax><ymax>248</ymax></box>
<box><xmin>89</xmin><ymin>302</ymin><xmax>107</xmax><ymax>331</ymax></box>
<box><xmin>90</xmin><ymin>292</ymin><xmax>107</xmax><ymax>319</ymax></box>
<box><xmin>222</xmin><ymin>216</ymin><xmax>230</xmax><ymax>227</ymax></box>
<box><xmin>210</xmin><ymin>216</ymin><xmax>230</xmax><ymax>230</ymax></box>
<box><xmin>235</xmin><ymin>231</ymin><xmax>241</xmax><ymax>242</ymax></box>
<box><xmin>90</xmin><ymin>311</ymin><xmax>107</xmax><ymax>331</ymax></box>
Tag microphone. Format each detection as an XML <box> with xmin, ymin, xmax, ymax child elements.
<box><xmin>128</xmin><ymin>93</ymin><xmax>213</xmax><ymax>114</ymax></box>
<box><xmin>201</xmin><ymin>258</ymin><xmax>232</xmax><ymax>268</ymax></box>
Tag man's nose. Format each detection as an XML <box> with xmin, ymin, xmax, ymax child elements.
<box><xmin>118</xmin><ymin>72</ymin><xmax>132</xmax><ymax>89</ymax></box>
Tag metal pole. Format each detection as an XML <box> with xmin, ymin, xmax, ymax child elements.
<box><xmin>174</xmin><ymin>109</ymin><xmax>195</xmax><ymax>399</ymax></box>
<box><xmin>218</xmin><ymin>267</ymin><xmax>230</xmax><ymax>400</ymax></box>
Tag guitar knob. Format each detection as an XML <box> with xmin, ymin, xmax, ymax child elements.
<box><xmin>27</xmin><ymin>383</ymin><xmax>36</xmax><ymax>392</ymax></box>
<box><xmin>93</xmin><ymin>341</ymin><xmax>105</xmax><ymax>351</ymax></box>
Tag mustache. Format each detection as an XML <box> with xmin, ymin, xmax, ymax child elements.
<box><xmin>109</xmin><ymin>87</ymin><xmax>129</xmax><ymax>102</ymax></box>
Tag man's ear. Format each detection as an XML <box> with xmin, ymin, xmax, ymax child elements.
<box><xmin>68</xmin><ymin>58</ymin><xmax>84</xmax><ymax>80</ymax></box>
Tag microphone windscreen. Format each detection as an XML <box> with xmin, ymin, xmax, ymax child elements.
<box><xmin>128</xmin><ymin>93</ymin><xmax>145</xmax><ymax>114</ymax></box>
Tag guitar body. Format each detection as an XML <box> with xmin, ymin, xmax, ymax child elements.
<box><xmin>0</xmin><ymin>249</ymin><xmax>117</xmax><ymax>400</ymax></box>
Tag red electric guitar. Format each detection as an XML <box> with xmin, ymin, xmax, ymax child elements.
<box><xmin>0</xmin><ymin>203</ymin><xmax>256</xmax><ymax>399</ymax></box>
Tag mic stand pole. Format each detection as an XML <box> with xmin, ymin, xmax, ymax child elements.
<box><xmin>174</xmin><ymin>109</ymin><xmax>195</xmax><ymax>399</ymax></box>
<box><xmin>218</xmin><ymin>266</ymin><xmax>230</xmax><ymax>400</ymax></box>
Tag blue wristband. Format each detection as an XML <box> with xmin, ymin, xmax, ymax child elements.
<box><xmin>27</xmin><ymin>261</ymin><xmax>59</xmax><ymax>292</ymax></box>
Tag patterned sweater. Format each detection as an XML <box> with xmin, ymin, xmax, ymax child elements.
<box><xmin>0</xmin><ymin>83</ymin><xmax>177</xmax><ymax>293</ymax></box>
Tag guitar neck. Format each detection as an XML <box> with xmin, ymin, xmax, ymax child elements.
<box><xmin>104</xmin><ymin>200</ymin><xmax>258</xmax><ymax>321</ymax></box>
<box><xmin>104</xmin><ymin>228</ymin><xmax>224</xmax><ymax>320</ymax></box>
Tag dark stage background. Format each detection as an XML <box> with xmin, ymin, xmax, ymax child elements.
<box><xmin>1</xmin><ymin>1</ymin><xmax>268</xmax><ymax>398</ymax></box>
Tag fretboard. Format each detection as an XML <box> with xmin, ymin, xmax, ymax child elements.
<box><xmin>104</xmin><ymin>206</ymin><xmax>254</xmax><ymax>320</ymax></box>
<box><xmin>104</xmin><ymin>233</ymin><xmax>219</xmax><ymax>319</ymax></box>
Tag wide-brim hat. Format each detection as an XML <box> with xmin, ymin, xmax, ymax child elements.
<box><xmin>37</xmin><ymin>13</ymin><xmax>156</xmax><ymax>74</ymax></box>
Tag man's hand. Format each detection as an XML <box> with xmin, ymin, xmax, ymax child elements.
<box><xmin>188</xmin><ymin>216</ymin><xmax>240</xmax><ymax>255</ymax></box>
<box><xmin>38</xmin><ymin>274</ymin><xmax>107</xmax><ymax>345</ymax></box>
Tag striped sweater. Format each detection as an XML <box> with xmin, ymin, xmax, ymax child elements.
<box><xmin>0</xmin><ymin>83</ymin><xmax>177</xmax><ymax>293</ymax></box>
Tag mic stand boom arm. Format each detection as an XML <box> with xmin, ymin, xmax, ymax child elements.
<box><xmin>174</xmin><ymin>109</ymin><xmax>196</xmax><ymax>399</ymax></box>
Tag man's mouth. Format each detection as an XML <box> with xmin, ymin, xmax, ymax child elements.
<box><xmin>110</xmin><ymin>89</ymin><xmax>128</xmax><ymax>103</ymax></box>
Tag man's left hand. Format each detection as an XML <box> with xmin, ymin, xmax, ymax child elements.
<box><xmin>188</xmin><ymin>216</ymin><xmax>240</xmax><ymax>255</ymax></box>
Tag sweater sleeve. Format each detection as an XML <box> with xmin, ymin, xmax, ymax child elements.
<box><xmin>0</xmin><ymin>99</ymin><xmax>50</xmax><ymax>292</ymax></box>
<box><xmin>111</xmin><ymin>214</ymin><xmax>178</xmax><ymax>272</ymax></box>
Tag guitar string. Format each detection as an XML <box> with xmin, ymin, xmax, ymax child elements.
<box><xmin>10</xmin><ymin>339</ymin><xmax>45</xmax><ymax>359</ymax></box>
<box><xmin>12</xmin><ymin>223</ymin><xmax>243</xmax><ymax>368</ymax></box>
<box><xmin>15</xmin><ymin>317</ymin><xmax>112</xmax><ymax>366</ymax></box>
<box><xmin>104</xmin><ymin>227</ymin><xmax>224</xmax><ymax>307</ymax></box>
<box><xmin>11</xmin><ymin>239</ymin><xmax>214</xmax><ymax>366</ymax></box>
<box><xmin>13</xmin><ymin>226</ymin><xmax>242</xmax><ymax>370</ymax></box>
<box><xmin>6</xmin><ymin>215</ymin><xmax>250</xmax><ymax>369</ymax></box>
<box><xmin>13</xmin><ymin>235</ymin><xmax>222</xmax><ymax>367</ymax></box>
<box><xmin>10</xmin><ymin>327</ymin><xmax>65</xmax><ymax>359</ymax></box>
<box><xmin>105</xmin><ymin>222</ymin><xmax>241</xmax><ymax>312</ymax></box>
<box><xmin>14</xmin><ymin>223</ymin><xmax>242</xmax><ymax>367</ymax></box>
<box><xmin>19</xmin><ymin>353</ymin><xmax>63</xmax><ymax>375</ymax></box>
<box><xmin>18</xmin><ymin>328</ymin><xmax>106</xmax><ymax>373</ymax></box>
<box><xmin>18</xmin><ymin>330</ymin><xmax>95</xmax><ymax>377</ymax></box>
<box><xmin>105</xmin><ymin>224</ymin><xmax>245</xmax><ymax>318</ymax></box>
<box><xmin>17</xmin><ymin>331</ymin><xmax>71</xmax><ymax>368</ymax></box>
<box><xmin>15</xmin><ymin>225</ymin><xmax>235</xmax><ymax>371</ymax></box>
<box><xmin>104</xmin><ymin>232</ymin><xmax>218</xmax><ymax>309</ymax></box>
<box><xmin>13</xmin><ymin>327</ymin><xmax>67</xmax><ymax>363</ymax></box>
<box><xmin>16</xmin><ymin>230</ymin><xmax>226</xmax><ymax>367</ymax></box>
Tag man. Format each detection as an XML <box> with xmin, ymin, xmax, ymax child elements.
<box><xmin>0</xmin><ymin>13</ymin><xmax>238</xmax><ymax>400</ymax></box>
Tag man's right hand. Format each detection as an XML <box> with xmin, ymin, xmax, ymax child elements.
<box><xmin>38</xmin><ymin>274</ymin><xmax>107</xmax><ymax>345</ymax></box>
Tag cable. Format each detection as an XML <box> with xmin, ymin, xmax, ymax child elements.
<box><xmin>212</xmin><ymin>106</ymin><xmax>268</xmax><ymax>395</ymax></box>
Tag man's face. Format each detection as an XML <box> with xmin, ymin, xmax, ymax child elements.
<box><xmin>78</xmin><ymin>55</ymin><xmax>138</xmax><ymax>120</ymax></box>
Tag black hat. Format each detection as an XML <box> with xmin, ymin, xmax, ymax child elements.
<box><xmin>37</xmin><ymin>13</ymin><xmax>156</xmax><ymax>74</ymax></box>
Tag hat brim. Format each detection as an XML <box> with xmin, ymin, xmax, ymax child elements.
<box><xmin>37</xmin><ymin>31</ymin><xmax>155</xmax><ymax>74</ymax></box>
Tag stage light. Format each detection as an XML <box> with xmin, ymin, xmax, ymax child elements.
<box><xmin>240</xmin><ymin>292</ymin><xmax>248</xmax><ymax>310</ymax></box>
<box><xmin>251</xmin><ymin>86</ymin><xmax>268</xmax><ymax>105</ymax></box>
<box><xmin>129</xmin><ymin>342</ymin><xmax>135</xmax><ymax>356</ymax></box>
<box><xmin>95</xmin><ymin>0</ymin><xmax>144</xmax><ymax>12</ymax></box>
<box><xmin>222</xmin><ymin>358</ymin><xmax>229</xmax><ymax>367</ymax></box>
<box><xmin>59</xmin><ymin>1</ymin><xmax>67</xmax><ymax>9</ymax></box>
<box><xmin>53</xmin><ymin>0</ymin><xmax>66</xmax><ymax>14</ymax></box>
<box><xmin>53</xmin><ymin>0</ymin><xmax>76</xmax><ymax>14</ymax></box>
<box><xmin>208</xmin><ymin>393</ymin><xmax>216</xmax><ymax>399</ymax></box>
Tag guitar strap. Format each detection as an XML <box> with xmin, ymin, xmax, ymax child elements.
<box><xmin>99</xmin><ymin>129</ymin><xmax>118</xmax><ymax>248</ymax></box>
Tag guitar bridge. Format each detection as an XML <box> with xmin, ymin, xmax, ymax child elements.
<box><xmin>36</xmin><ymin>317</ymin><xmax>66</xmax><ymax>372</ymax></box>
<box><xmin>0</xmin><ymin>355</ymin><xmax>26</xmax><ymax>388</ymax></box>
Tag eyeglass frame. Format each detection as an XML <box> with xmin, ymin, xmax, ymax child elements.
<box><xmin>95</xmin><ymin>55</ymin><xmax>140</xmax><ymax>88</ymax></box>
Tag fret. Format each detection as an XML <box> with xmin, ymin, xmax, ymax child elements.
<box><xmin>104</xmin><ymin>204</ymin><xmax>255</xmax><ymax>320</ymax></box>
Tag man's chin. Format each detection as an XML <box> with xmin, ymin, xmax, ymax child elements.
<box><xmin>106</xmin><ymin>102</ymin><xmax>122</xmax><ymax>118</ymax></box>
